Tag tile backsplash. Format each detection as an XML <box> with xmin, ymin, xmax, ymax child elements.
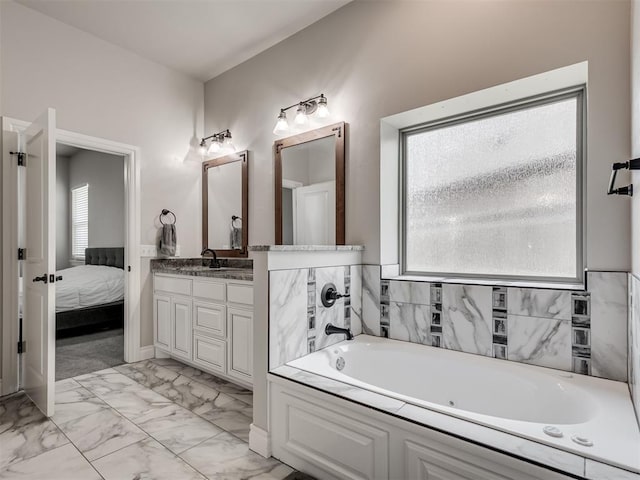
<box><xmin>269</xmin><ymin>264</ymin><xmax>630</xmax><ymax>384</ymax></box>
<box><xmin>381</xmin><ymin>271</ymin><xmax>628</xmax><ymax>383</ymax></box>
<box><xmin>269</xmin><ymin>265</ymin><xmax>362</xmax><ymax>369</ymax></box>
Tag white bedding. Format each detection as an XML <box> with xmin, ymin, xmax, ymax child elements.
<box><xmin>56</xmin><ymin>265</ymin><xmax>124</xmax><ymax>313</ymax></box>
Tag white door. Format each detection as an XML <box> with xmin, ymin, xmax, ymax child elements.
<box><xmin>227</xmin><ymin>307</ymin><xmax>253</xmax><ymax>381</ymax></box>
<box><xmin>23</xmin><ymin>108</ymin><xmax>57</xmax><ymax>416</ymax></box>
<box><xmin>294</xmin><ymin>180</ymin><xmax>336</xmax><ymax>245</ymax></box>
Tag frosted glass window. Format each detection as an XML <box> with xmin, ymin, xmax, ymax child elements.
<box><xmin>403</xmin><ymin>92</ymin><xmax>582</xmax><ymax>281</ymax></box>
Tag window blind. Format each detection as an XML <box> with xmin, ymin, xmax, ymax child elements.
<box><xmin>72</xmin><ymin>184</ymin><xmax>89</xmax><ymax>258</ymax></box>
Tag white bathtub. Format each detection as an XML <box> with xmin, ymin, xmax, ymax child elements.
<box><xmin>287</xmin><ymin>335</ymin><xmax>640</xmax><ymax>470</ymax></box>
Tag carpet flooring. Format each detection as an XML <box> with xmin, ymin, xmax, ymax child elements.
<box><xmin>56</xmin><ymin>328</ymin><xmax>124</xmax><ymax>380</ymax></box>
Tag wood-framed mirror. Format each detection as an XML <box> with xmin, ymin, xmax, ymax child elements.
<box><xmin>274</xmin><ymin>122</ymin><xmax>345</xmax><ymax>245</ymax></box>
<box><xmin>202</xmin><ymin>150</ymin><xmax>249</xmax><ymax>256</ymax></box>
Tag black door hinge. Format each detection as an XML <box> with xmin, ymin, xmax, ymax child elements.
<box><xmin>128</xmin><ymin>266</ymin><xmax>131</xmax><ymax>272</ymax></box>
<box><xmin>17</xmin><ymin>340</ymin><xmax>26</xmax><ymax>354</ymax></box>
<box><xmin>18</xmin><ymin>248</ymin><xmax>25</xmax><ymax>260</ymax></box>
<box><xmin>10</xmin><ymin>151</ymin><xmax>25</xmax><ymax>167</ymax></box>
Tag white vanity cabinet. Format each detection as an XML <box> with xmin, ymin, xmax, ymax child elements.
<box><xmin>153</xmin><ymin>273</ymin><xmax>253</xmax><ymax>387</ymax></box>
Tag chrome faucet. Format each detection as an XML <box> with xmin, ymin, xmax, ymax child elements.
<box><xmin>325</xmin><ymin>323</ymin><xmax>354</xmax><ymax>341</ymax></box>
<box><xmin>201</xmin><ymin>248</ymin><xmax>220</xmax><ymax>269</ymax></box>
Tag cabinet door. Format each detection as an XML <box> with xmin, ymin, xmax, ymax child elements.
<box><xmin>171</xmin><ymin>297</ymin><xmax>192</xmax><ymax>360</ymax></box>
<box><xmin>227</xmin><ymin>307</ymin><xmax>253</xmax><ymax>382</ymax></box>
<box><xmin>153</xmin><ymin>294</ymin><xmax>171</xmax><ymax>350</ymax></box>
<box><xmin>193</xmin><ymin>334</ymin><xmax>226</xmax><ymax>374</ymax></box>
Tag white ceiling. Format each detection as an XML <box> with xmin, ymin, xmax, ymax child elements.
<box><xmin>16</xmin><ymin>0</ymin><xmax>351</xmax><ymax>82</ymax></box>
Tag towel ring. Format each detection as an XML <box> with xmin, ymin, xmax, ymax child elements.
<box><xmin>160</xmin><ymin>209</ymin><xmax>176</xmax><ymax>225</ymax></box>
<box><xmin>231</xmin><ymin>215</ymin><xmax>242</xmax><ymax>228</ymax></box>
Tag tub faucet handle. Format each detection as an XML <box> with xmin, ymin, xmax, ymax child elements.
<box><xmin>321</xmin><ymin>282</ymin><xmax>350</xmax><ymax>307</ymax></box>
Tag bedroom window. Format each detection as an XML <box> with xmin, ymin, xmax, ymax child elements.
<box><xmin>72</xmin><ymin>184</ymin><xmax>89</xmax><ymax>259</ymax></box>
<box><xmin>401</xmin><ymin>87</ymin><xmax>584</xmax><ymax>283</ymax></box>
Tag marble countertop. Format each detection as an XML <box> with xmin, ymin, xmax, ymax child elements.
<box><xmin>269</xmin><ymin>365</ymin><xmax>640</xmax><ymax>480</ymax></box>
<box><xmin>150</xmin><ymin>258</ymin><xmax>253</xmax><ymax>281</ymax></box>
<box><xmin>249</xmin><ymin>245</ymin><xmax>364</xmax><ymax>252</ymax></box>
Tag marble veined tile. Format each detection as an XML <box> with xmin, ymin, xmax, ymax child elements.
<box><xmin>199</xmin><ymin>409</ymin><xmax>253</xmax><ymax>442</ymax></box>
<box><xmin>442</xmin><ymin>284</ymin><xmax>492</xmax><ymax>356</ymax></box>
<box><xmin>507</xmin><ymin>315</ymin><xmax>572</xmax><ymax>371</ymax></box>
<box><xmin>350</xmin><ymin>265</ymin><xmax>363</xmax><ymax>336</ymax></box>
<box><xmin>588</xmin><ymin>271</ymin><xmax>628</xmax><ymax>382</ymax></box>
<box><xmin>57</xmin><ymin>407</ymin><xmax>148</xmax><ymax>461</ymax></box>
<box><xmin>269</xmin><ymin>268</ymin><xmax>309</xmax><ymax>369</ymax></box>
<box><xmin>507</xmin><ymin>288</ymin><xmax>571</xmax><ymax>320</ymax></box>
<box><xmin>389</xmin><ymin>302</ymin><xmax>431</xmax><ymax>345</ymax></box>
<box><xmin>180</xmin><ymin>431</ymin><xmax>293</xmax><ymax>479</ymax></box>
<box><xmin>0</xmin><ymin>443</ymin><xmax>101</xmax><ymax>480</ymax></box>
<box><xmin>134</xmin><ymin>403</ymin><xmax>223</xmax><ymax>454</ymax></box>
<box><xmin>93</xmin><ymin>437</ymin><xmax>205</xmax><ymax>480</ymax></box>
<box><xmin>152</xmin><ymin>374</ymin><xmax>228</xmax><ymax>413</ymax></box>
<box><xmin>97</xmin><ymin>382</ymin><xmax>173</xmax><ymax>421</ymax></box>
<box><xmin>75</xmin><ymin>367</ymin><xmax>142</xmax><ymax>396</ymax></box>
<box><xmin>55</xmin><ymin>378</ymin><xmax>82</xmax><ymax>393</ymax></box>
<box><xmin>630</xmin><ymin>274</ymin><xmax>640</xmax><ymax>427</ymax></box>
<box><xmin>315</xmin><ymin>266</ymin><xmax>346</xmax><ymax>350</ymax></box>
<box><xmin>114</xmin><ymin>361</ymin><xmax>179</xmax><ymax>389</ymax></box>
<box><xmin>362</xmin><ymin>265</ymin><xmax>381</xmax><ymax>336</ymax></box>
<box><xmin>389</xmin><ymin>280</ymin><xmax>430</xmax><ymax>305</ymax></box>
<box><xmin>0</xmin><ymin>393</ymin><xmax>69</xmax><ymax>470</ymax></box>
<box><xmin>52</xmin><ymin>385</ymin><xmax>110</xmax><ymax>425</ymax></box>
<box><xmin>586</xmin><ymin>459</ymin><xmax>640</xmax><ymax>480</ymax></box>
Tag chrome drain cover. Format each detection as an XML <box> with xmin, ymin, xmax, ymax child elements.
<box><xmin>336</xmin><ymin>357</ymin><xmax>345</xmax><ymax>371</ymax></box>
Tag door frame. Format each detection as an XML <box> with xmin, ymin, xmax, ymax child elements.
<box><xmin>2</xmin><ymin>116</ymin><xmax>142</xmax><ymax>396</ymax></box>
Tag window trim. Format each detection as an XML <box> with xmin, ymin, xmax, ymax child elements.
<box><xmin>399</xmin><ymin>86</ymin><xmax>586</xmax><ymax>286</ymax></box>
<box><xmin>71</xmin><ymin>183</ymin><xmax>89</xmax><ymax>260</ymax></box>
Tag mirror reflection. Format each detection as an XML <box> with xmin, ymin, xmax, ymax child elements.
<box><xmin>202</xmin><ymin>151</ymin><xmax>248</xmax><ymax>255</ymax></box>
<box><xmin>275</xmin><ymin>122</ymin><xmax>345</xmax><ymax>245</ymax></box>
<box><xmin>281</xmin><ymin>136</ymin><xmax>336</xmax><ymax>245</ymax></box>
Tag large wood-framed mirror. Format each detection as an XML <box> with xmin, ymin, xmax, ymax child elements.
<box><xmin>202</xmin><ymin>150</ymin><xmax>249</xmax><ymax>256</ymax></box>
<box><xmin>274</xmin><ymin>122</ymin><xmax>345</xmax><ymax>245</ymax></box>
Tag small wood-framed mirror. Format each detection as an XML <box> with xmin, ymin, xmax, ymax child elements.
<box><xmin>202</xmin><ymin>150</ymin><xmax>249</xmax><ymax>256</ymax></box>
<box><xmin>274</xmin><ymin>122</ymin><xmax>345</xmax><ymax>245</ymax></box>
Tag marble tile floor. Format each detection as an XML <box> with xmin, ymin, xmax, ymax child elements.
<box><xmin>0</xmin><ymin>359</ymin><xmax>294</xmax><ymax>480</ymax></box>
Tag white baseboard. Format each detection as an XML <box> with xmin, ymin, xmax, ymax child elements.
<box><xmin>249</xmin><ymin>424</ymin><xmax>272</xmax><ymax>458</ymax></box>
<box><xmin>138</xmin><ymin>346</ymin><xmax>155</xmax><ymax>361</ymax></box>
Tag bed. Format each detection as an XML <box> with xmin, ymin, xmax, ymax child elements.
<box><xmin>55</xmin><ymin>247</ymin><xmax>125</xmax><ymax>334</ymax></box>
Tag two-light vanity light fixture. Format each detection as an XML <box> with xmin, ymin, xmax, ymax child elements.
<box><xmin>199</xmin><ymin>129</ymin><xmax>235</xmax><ymax>157</ymax></box>
<box><xmin>273</xmin><ymin>94</ymin><xmax>330</xmax><ymax>135</ymax></box>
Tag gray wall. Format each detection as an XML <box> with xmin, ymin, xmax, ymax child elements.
<box><xmin>1</xmin><ymin>0</ymin><xmax>204</xmax><ymax>349</ymax></box>
<box><xmin>204</xmin><ymin>0</ymin><xmax>631</xmax><ymax>270</ymax></box>
<box><xmin>56</xmin><ymin>155</ymin><xmax>70</xmax><ymax>270</ymax></box>
<box><xmin>69</xmin><ymin>150</ymin><xmax>125</xmax><ymax>249</ymax></box>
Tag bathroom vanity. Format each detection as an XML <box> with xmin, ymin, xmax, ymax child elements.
<box><xmin>151</xmin><ymin>259</ymin><xmax>254</xmax><ymax>388</ymax></box>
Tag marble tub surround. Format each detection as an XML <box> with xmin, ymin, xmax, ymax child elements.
<box><xmin>0</xmin><ymin>360</ymin><xmax>292</xmax><ymax>480</ymax></box>
<box><xmin>269</xmin><ymin>264</ymin><xmax>363</xmax><ymax>369</ymax></box>
<box><xmin>630</xmin><ymin>274</ymin><xmax>640</xmax><ymax>428</ymax></box>
<box><xmin>269</xmin><ymin>268</ymin><xmax>309</xmax><ymax>369</ymax></box>
<box><xmin>381</xmin><ymin>271</ymin><xmax>629</xmax><ymax>382</ymax></box>
<box><xmin>270</xmin><ymin>364</ymin><xmax>640</xmax><ymax>480</ymax></box>
<box><xmin>362</xmin><ymin>264</ymin><xmax>382</xmax><ymax>336</ymax></box>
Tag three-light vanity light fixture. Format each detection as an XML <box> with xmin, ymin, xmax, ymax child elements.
<box><xmin>273</xmin><ymin>94</ymin><xmax>330</xmax><ymax>135</ymax></box>
<box><xmin>199</xmin><ymin>129</ymin><xmax>235</xmax><ymax>157</ymax></box>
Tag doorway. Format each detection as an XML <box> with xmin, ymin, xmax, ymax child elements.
<box><xmin>54</xmin><ymin>144</ymin><xmax>126</xmax><ymax>380</ymax></box>
<box><xmin>2</xmin><ymin>112</ymin><xmax>141</xmax><ymax>414</ymax></box>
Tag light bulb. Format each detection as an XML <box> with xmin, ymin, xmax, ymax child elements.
<box><xmin>198</xmin><ymin>139</ymin><xmax>207</xmax><ymax>156</ymax></box>
<box><xmin>223</xmin><ymin>134</ymin><xmax>235</xmax><ymax>153</ymax></box>
<box><xmin>295</xmin><ymin>104</ymin><xmax>308</xmax><ymax>125</ymax></box>
<box><xmin>207</xmin><ymin>139</ymin><xmax>221</xmax><ymax>154</ymax></box>
<box><xmin>317</xmin><ymin>95</ymin><xmax>330</xmax><ymax>118</ymax></box>
<box><xmin>273</xmin><ymin>111</ymin><xmax>289</xmax><ymax>135</ymax></box>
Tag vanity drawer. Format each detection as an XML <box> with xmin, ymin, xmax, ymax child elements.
<box><xmin>193</xmin><ymin>279</ymin><xmax>226</xmax><ymax>302</ymax></box>
<box><xmin>227</xmin><ymin>283</ymin><xmax>253</xmax><ymax>306</ymax></box>
<box><xmin>193</xmin><ymin>301</ymin><xmax>226</xmax><ymax>338</ymax></box>
<box><xmin>154</xmin><ymin>275</ymin><xmax>191</xmax><ymax>296</ymax></box>
<box><xmin>193</xmin><ymin>333</ymin><xmax>226</xmax><ymax>374</ymax></box>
